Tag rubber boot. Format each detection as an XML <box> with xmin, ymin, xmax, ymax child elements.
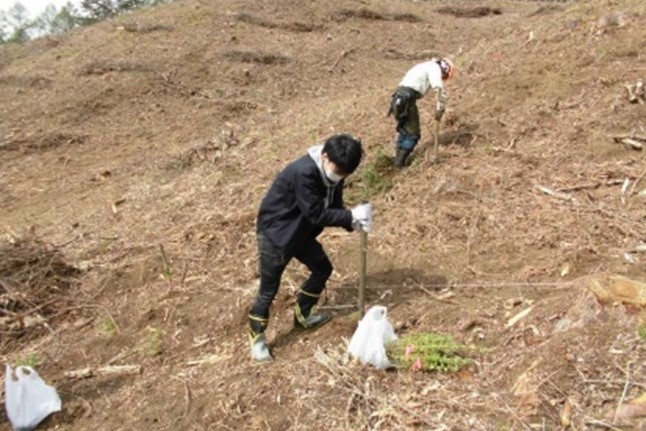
<box><xmin>294</xmin><ymin>303</ymin><xmax>331</xmax><ymax>330</ymax></box>
<box><xmin>249</xmin><ymin>314</ymin><xmax>272</xmax><ymax>362</ymax></box>
<box><xmin>249</xmin><ymin>333</ymin><xmax>272</xmax><ymax>362</ymax></box>
<box><xmin>393</xmin><ymin>147</ymin><xmax>411</xmax><ymax>168</ymax></box>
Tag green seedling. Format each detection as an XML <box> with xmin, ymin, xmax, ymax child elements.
<box><xmin>141</xmin><ymin>326</ymin><xmax>163</xmax><ymax>357</ymax></box>
<box><xmin>16</xmin><ymin>353</ymin><xmax>40</xmax><ymax>368</ymax></box>
<box><xmin>99</xmin><ymin>239</ymin><xmax>113</xmax><ymax>253</ymax></box>
<box><xmin>387</xmin><ymin>332</ymin><xmax>479</xmax><ymax>373</ymax></box>
<box><xmin>347</xmin><ymin>148</ymin><xmax>394</xmax><ymax>201</ymax></box>
<box><xmin>98</xmin><ymin>314</ymin><xmax>118</xmax><ymax>336</ymax></box>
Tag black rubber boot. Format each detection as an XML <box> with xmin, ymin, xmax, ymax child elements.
<box><xmin>248</xmin><ymin>314</ymin><xmax>272</xmax><ymax>362</ymax></box>
<box><xmin>249</xmin><ymin>333</ymin><xmax>272</xmax><ymax>362</ymax></box>
<box><xmin>294</xmin><ymin>303</ymin><xmax>331</xmax><ymax>329</ymax></box>
<box><xmin>393</xmin><ymin>147</ymin><xmax>411</xmax><ymax>168</ymax></box>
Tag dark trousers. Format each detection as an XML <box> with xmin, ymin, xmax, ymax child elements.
<box><xmin>249</xmin><ymin>232</ymin><xmax>332</xmax><ymax>334</ymax></box>
<box><xmin>391</xmin><ymin>86</ymin><xmax>421</xmax><ymax>151</ymax></box>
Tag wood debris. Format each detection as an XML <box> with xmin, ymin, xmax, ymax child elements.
<box><xmin>535</xmin><ymin>185</ymin><xmax>577</xmax><ymax>203</ymax></box>
<box><xmin>506</xmin><ymin>306</ymin><xmax>533</xmax><ymax>328</ymax></box>
<box><xmin>613</xmin><ymin>133</ymin><xmax>645</xmax><ymax>151</ymax></box>
<box><xmin>624</xmin><ymin>80</ymin><xmax>644</xmax><ymax>104</ymax></box>
<box><xmin>64</xmin><ymin>364</ymin><xmax>142</xmax><ymax>379</ymax></box>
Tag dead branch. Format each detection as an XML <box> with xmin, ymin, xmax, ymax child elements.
<box><xmin>612</xmin><ymin>134</ymin><xmax>645</xmax><ymax>150</ymax></box>
<box><xmin>1</xmin><ymin>237</ymin><xmax>81</xmax><ymax>340</ymax></box>
<box><xmin>96</xmin><ymin>364</ymin><xmax>142</xmax><ymax>375</ymax></box>
<box><xmin>620</xmin><ymin>138</ymin><xmax>643</xmax><ymax>150</ymax></box>
<box><xmin>505</xmin><ymin>306</ymin><xmax>533</xmax><ymax>328</ymax></box>
<box><xmin>624</xmin><ymin>80</ymin><xmax>644</xmax><ymax>104</ymax></box>
<box><xmin>64</xmin><ymin>364</ymin><xmax>142</xmax><ymax>379</ymax></box>
<box><xmin>612</xmin><ymin>133</ymin><xmax>646</xmax><ymax>142</ymax></box>
<box><xmin>535</xmin><ymin>185</ymin><xmax>577</xmax><ymax>203</ymax></box>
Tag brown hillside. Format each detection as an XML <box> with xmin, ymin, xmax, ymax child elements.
<box><xmin>1</xmin><ymin>0</ymin><xmax>644</xmax><ymax>429</ymax></box>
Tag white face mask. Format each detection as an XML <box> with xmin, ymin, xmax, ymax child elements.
<box><xmin>322</xmin><ymin>154</ymin><xmax>345</xmax><ymax>183</ymax></box>
<box><xmin>325</xmin><ymin>169</ymin><xmax>344</xmax><ymax>183</ymax></box>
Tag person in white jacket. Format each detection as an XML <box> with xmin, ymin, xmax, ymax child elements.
<box><xmin>387</xmin><ymin>58</ymin><xmax>456</xmax><ymax>167</ymax></box>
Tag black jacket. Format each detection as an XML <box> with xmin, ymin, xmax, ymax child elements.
<box><xmin>257</xmin><ymin>151</ymin><xmax>353</xmax><ymax>255</ymax></box>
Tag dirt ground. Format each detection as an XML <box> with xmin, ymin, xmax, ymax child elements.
<box><xmin>1</xmin><ymin>0</ymin><xmax>644</xmax><ymax>429</ymax></box>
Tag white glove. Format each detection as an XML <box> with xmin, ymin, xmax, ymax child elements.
<box><xmin>351</xmin><ymin>203</ymin><xmax>372</xmax><ymax>232</ymax></box>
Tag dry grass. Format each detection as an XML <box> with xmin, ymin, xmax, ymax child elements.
<box><xmin>79</xmin><ymin>60</ymin><xmax>154</xmax><ymax>75</ymax></box>
<box><xmin>329</xmin><ymin>8</ymin><xmax>422</xmax><ymax>23</ymax></box>
<box><xmin>221</xmin><ymin>50</ymin><xmax>290</xmax><ymax>65</ymax></box>
<box><xmin>234</xmin><ymin>12</ymin><xmax>322</xmax><ymax>32</ymax></box>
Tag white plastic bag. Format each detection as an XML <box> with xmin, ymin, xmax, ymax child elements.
<box><xmin>5</xmin><ymin>364</ymin><xmax>62</xmax><ymax>431</ymax></box>
<box><xmin>348</xmin><ymin>305</ymin><xmax>397</xmax><ymax>369</ymax></box>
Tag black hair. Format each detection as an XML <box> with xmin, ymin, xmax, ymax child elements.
<box><xmin>322</xmin><ymin>134</ymin><xmax>363</xmax><ymax>175</ymax></box>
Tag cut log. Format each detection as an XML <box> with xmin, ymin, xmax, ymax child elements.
<box><xmin>588</xmin><ymin>275</ymin><xmax>646</xmax><ymax>307</ymax></box>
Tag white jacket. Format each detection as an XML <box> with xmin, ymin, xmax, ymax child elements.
<box><xmin>399</xmin><ymin>60</ymin><xmax>444</xmax><ymax>97</ymax></box>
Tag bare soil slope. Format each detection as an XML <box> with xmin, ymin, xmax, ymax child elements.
<box><xmin>1</xmin><ymin>0</ymin><xmax>644</xmax><ymax>429</ymax></box>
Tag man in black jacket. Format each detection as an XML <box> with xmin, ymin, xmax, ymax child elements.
<box><xmin>248</xmin><ymin>134</ymin><xmax>371</xmax><ymax>362</ymax></box>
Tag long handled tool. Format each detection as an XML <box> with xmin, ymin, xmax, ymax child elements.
<box><xmin>425</xmin><ymin>119</ymin><xmax>441</xmax><ymax>163</ymax></box>
<box><xmin>358</xmin><ymin>228</ymin><xmax>367</xmax><ymax>317</ymax></box>
<box><xmin>433</xmin><ymin>120</ymin><xmax>441</xmax><ymax>162</ymax></box>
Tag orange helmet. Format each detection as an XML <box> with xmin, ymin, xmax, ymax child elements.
<box><xmin>439</xmin><ymin>58</ymin><xmax>456</xmax><ymax>81</ymax></box>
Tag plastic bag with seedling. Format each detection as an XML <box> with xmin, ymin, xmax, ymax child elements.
<box><xmin>386</xmin><ymin>332</ymin><xmax>476</xmax><ymax>373</ymax></box>
<box><xmin>348</xmin><ymin>305</ymin><xmax>397</xmax><ymax>369</ymax></box>
<box><xmin>4</xmin><ymin>364</ymin><xmax>62</xmax><ymax>431</ymax></box>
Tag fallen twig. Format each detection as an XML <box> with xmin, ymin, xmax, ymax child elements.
<box><xmin>505</xmin><ymin>306</ymin><xmax>533</xmax><ymax>328</ymax></box>
<box><xmin>535</xmin><ymin>185</ymin><xmax>577</xmax><ymax>203</ymax></box>
<box><xmin>612</xmin><ymin>134</ymin><xmax>645</xmax><ymax>150</ymax></box>
<box><xmin>612</xmin><ymin>133</ymin><xmax>646</xmax><ymax>141</ymax></box>
<box><xmin>620</xmin><ymin>138</ymin><xmax>643</xmax><ymax>150</ymax></box>
<box><xmin>624</xmin><ymin>80</ymin><xmax>644</xmax><ymax>104</ymax></box>
<box><xmin>65</xmin><ymin>364</ymin><xmax>142</xmax><ymax>379</ymax></box>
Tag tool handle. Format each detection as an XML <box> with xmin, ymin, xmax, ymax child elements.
<box><xmin>358</xmin><ymin>229</ymin><xmax>367</xmax><ymax>317</ymax></box>
<box><xmin>433</xmin><ymin>120</ymin><xmax>440</xmax><ymax>162</ymax></box>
